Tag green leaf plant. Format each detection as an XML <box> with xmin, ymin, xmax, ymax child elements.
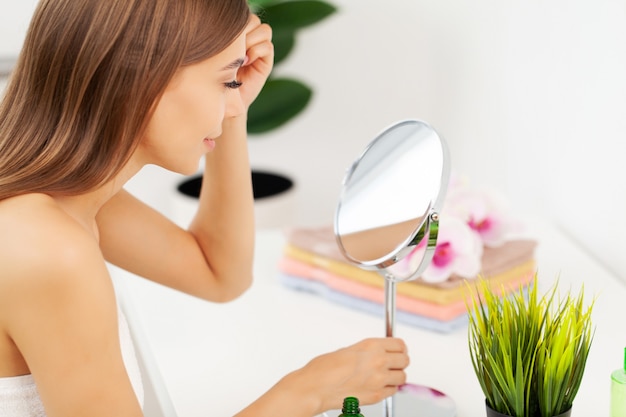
<box><xmin>247</xmin><ymin>0</ymin><xmax>337</xmax><ymax>134</ymax></box>
<box><xmin>467</xmin><ymin>275</ymin><xmax>594</xmax><ymax>417</ymax></box>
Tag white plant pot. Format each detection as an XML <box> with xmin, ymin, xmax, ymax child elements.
<box><xmin>170</xmin><ymin>169</ymin><xmax>297</xmax><ymax>230</ymax></box>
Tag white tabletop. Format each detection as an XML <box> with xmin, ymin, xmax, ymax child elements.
<box><xmin>113</xmin><ymin>221</ymin><xmax>624</xmax><ymax>417</ymax></box>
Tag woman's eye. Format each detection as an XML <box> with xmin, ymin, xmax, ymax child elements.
<box><xmin>224</xmin><ymin>80</ymin><xmax>243</xmax><ymax>89</ymax></box>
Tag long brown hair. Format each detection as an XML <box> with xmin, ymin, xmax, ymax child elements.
<box><xmin>0</xmin><ymin>0</ymin><xmax>250</xmax><ymax>199</ymax></box>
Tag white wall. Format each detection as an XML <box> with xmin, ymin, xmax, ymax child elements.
<box><xmin>1</xmin><ymin>0</ymin><xmax>625</xmax><ymax>279</ymax></box>
<box><xmin>0</xmin><ymin>0</ymin><xmax>38</xmax><ymax>59</ymax></box>
<box><xmin>250</xmin><ymin>0</ymin><xmax>626</xmax><ymax>280</ymax></box>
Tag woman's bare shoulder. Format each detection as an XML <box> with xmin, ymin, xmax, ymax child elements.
<box><xmin>0</xmin><ymin>193</ymin><xmax>104</xmax><ymax>292</ymax></box>
<box><xmin>0</xmin><ymin>195</ymin><xmax>141</xmax><ymax>414</ymax></box>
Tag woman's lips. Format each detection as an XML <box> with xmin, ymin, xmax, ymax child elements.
<box><xmin>203</xmin><ymin>137</ymin><xmax>216</xmax><ymax>151</ymax></box>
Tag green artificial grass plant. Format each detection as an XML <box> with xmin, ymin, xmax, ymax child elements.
<box><xmin>468</xmin><ymin>275</ymin><xmax>594</xmax><ymax>417</ymax></box>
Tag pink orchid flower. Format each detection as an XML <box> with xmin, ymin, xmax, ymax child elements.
<box><xmin>443</xmin><ymin>180</ymin><xmax>523</xmax><ymax>247</ymax></box>
<box><xmin>389</xmin><ymin>215</ymin><xmax>483</xmax><ymax>283</ymax></box>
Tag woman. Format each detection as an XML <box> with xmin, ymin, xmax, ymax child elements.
<box><xmin>0</xmin><ymin>0</ymin><xmax>410</xmax><ymax>416</ymax></box>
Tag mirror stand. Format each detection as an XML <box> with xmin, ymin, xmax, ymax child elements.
<box><xmin>381</xmin><ymin>211</ymin><xmax>440</xmax><ymax>417</ymax></box>
<box><xmin>383</xmin><ymin>277</ymin><xmax>397</xmax><ymax>417</ymax></box>
<box><xmin>383</xmin><ymin>276</ymin><xmax>396</xmax><ymax>338</ymax></box>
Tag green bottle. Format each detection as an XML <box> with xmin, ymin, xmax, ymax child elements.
<box><xmin>338</xmin><ymin>397</ymin><xmax>364</xmax><ymax>417</ymax></box>
<box><xmin>611</xmin><ymin>348</ymin><xmax>626</xmax><ymax>417</ymax></box>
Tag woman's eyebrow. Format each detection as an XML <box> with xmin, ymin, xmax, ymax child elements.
<box><xmin>221</xmin><ymin>58</ymin><xmax>245</xmax><ymax>71</ymax></box>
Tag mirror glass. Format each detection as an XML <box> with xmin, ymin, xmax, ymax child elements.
<box><xmin>335</xmin><ymin>119</ymin><xmax>450</xmax><ymax>280</ymax></box>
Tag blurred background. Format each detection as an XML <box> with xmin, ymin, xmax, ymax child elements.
<box><xmin>1</xmin><ymin>0</ymin><xmax>624</xmax><ymax>280</ymax></box>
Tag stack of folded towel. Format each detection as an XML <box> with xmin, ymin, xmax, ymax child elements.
<box><xmin>278</xmin><ymin>226</ymin><xmax>537</xmax><ymax>333</ymax></box>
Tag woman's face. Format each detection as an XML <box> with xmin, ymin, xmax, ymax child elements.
<box><xmin>136</xmin><ymin>32</ymin><xmax>246</xmax><ymax>175</ymax></box>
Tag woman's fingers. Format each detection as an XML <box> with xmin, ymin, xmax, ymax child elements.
<box><xmin>385</xmin><ymin>369</ymin><xmax>408</xmax><ymax>387</ymax></box>
<box><xmin>239</xmin><ymin>14</ymin><xmax>273</xmax><ymax>107</ymax></box>
<box><xmin>245</xmin><ymin>14</ymin><xmax>272</xmax><ymax>46</ymax></box>
<box><xmin>388</xmin><ymin>350</ymin><xmax>410</xmax><ymax>370</ymax></box>
<box><xmin>243</xmin><ymin>39</ymin><xmax>273</xmax><ymax>74</ymax></box>
<box><xmin>360</xmin><ymin>337</ymin><xmax>407</xmax><ymax>353</ymax></box>
<box><xmin>383</xmin><ymin>337</ymin><xmax>408</xmax><ymax>353</ymax></box>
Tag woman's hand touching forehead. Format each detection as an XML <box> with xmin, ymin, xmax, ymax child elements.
<box><xmin>237</xmin><ymin>14</ymin><xmax>274</xmax><ymax>109</ymax></box>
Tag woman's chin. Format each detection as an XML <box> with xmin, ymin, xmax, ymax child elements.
<box><xmin>157</xmin><ymin>158</ymin><xmax>203</xmax><ymax>177</ymax></box>
<box><xmin>179</xmin><ymin>162</ymin><xmax>203</xmax><ymax>177</ymax></box>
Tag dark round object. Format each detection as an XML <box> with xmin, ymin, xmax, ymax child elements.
<box><xmin>485</xmin><ymin>401</ymin><xmax>572</xmax><ymax>417</ymax></box>
<box><xmin>177</xmin><ymin>170</ymin><xmax>294</xmax><ymax>200</ymax></box>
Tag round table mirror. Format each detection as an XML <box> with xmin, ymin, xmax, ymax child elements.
<box><xmin>334</xmin><ymin>119</ymin><xmax>455</xmax><ymax>417</ymax></box>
